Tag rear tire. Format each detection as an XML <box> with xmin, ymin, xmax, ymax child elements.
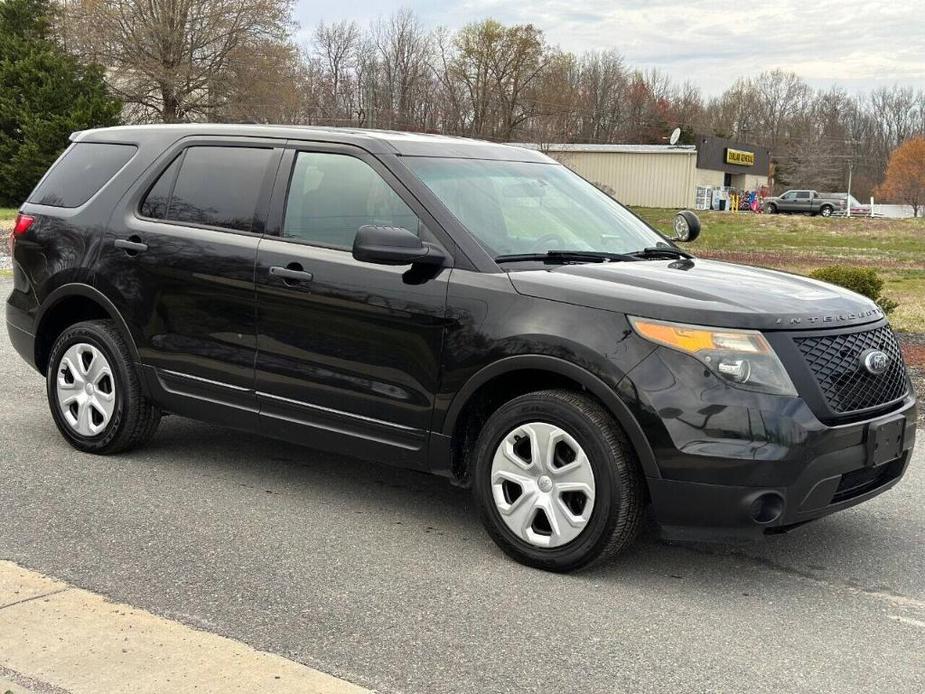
<box><xmin>46</xmin><ymin>320</ymin><xmax>161</xmax><ymax>454</ymax></box>
<box><xmin>820</xmin><ymin>205</ymin><xmax>833</xmax><ymax>217</ymax></box>
<box><xmin>472</xmin><ymin>389</ymin><xmax>645</xmax><ymax>572</ymax></box>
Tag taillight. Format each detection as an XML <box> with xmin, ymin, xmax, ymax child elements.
<box><xmin>12</xmin><ymin>213</ymin><xmax>34</xmax><ymax>235</ymax></box>
<box><xmin>8</xmin><ymin>213</ymin><xmax>34</xmax><ymax>254</ymax></box>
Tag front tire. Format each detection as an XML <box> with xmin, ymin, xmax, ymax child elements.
<box><xmin>47</xmin><ymin>320</ymin><xmax>161</xmax><ymax>454</ymax></box>
<box><xmin>472</xmin><ymin>390</ymin><xmax>645</xmax><ymax>572</ymax></box>
<box><xmin>765</xmin><ymin>203</ymin><xmax>777</xmax><ymax>214</ymax></box>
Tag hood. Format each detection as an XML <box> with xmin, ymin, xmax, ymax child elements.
<box><xmin>508</xmin><ymin>258</ymin><xmax>884</xmax><ymax>331</ymax></box>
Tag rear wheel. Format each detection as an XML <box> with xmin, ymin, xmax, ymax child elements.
<box><xmin>820</xmin><ymin>205</ymin><xmax>834</xmax><ymax>217</ymax></box>
<box><xmin>473</xmin><ymin>389</ymin><xmax>645</xmax><ymax>572</ymax></box>
<box><xmin>47</xmin><ymin>320</ymin><xmax>161</xmax><ymax>454</ymax></box>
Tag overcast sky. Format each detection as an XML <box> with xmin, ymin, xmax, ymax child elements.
<box><xmin>294</xmin><ymin>0</ymin><xmax>925</xmax><ymax>95</ymax></box>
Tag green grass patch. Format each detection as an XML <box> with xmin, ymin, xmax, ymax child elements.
<box><xmin>633</xmin><ymin>208</ymin><xmax>925</xmax><ymax>333</ymax></box>
<box><xmin>0</xmin><ymin>269</ymin><xmax>12</xmax><ymax>279</ymax></box>
<box><xmin>0</xmin><ymin>207</ymin><xmax>18</xmax><ymax>222</ymax></box>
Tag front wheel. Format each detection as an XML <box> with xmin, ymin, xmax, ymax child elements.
<box><xmin>765</xmin><ymin>203</ymin><xmax>778</xmax><ymax>214</ymax></box>
<box><xmin>472</xmin><ymin>390</ymin><xmax>645</xmax><ymax>572</ymax></box>
<box><xmin>47</xmin><ymin>320</ymin><xmax>161</xmax><ymax>454</ymax></box>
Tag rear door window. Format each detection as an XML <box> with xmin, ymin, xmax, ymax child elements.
<box><xmin>140</xmin><ymin>146</ymin><xmax>275</xmax><ymax>232</ymax></box>
<box><xmin>28</xmin><ymin>142</ymin><xmax>136</xmax><ymax>208</ymax></box>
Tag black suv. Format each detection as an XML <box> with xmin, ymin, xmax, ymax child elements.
<box><xmin>5</xmin><ymin>125</ymin><xmax>917</xmax><ymax>572</ymax></box>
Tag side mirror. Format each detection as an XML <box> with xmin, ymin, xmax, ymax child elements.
<box><xmin>671</xmin><ymin>210</ymin><xmax>701</xmax><ymax>243</ymax></box>
<box><xmin>352</xmin><ymin>225</ymin><xmax>446</xmax><ymax>266</ymax></box>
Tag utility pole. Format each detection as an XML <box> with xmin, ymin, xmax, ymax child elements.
<box><xmin>844</xmin><ymin>139</ymin><xmax>859</xmax><ymax>218</ymax></box>
<box><xmin>365</xmin><ymin>79</ymin><xmax>375</xmax><ymax>129</ymax></box>
<box><xmin>847</xmin><ymin>161</ymin><xmax>854</xmax><ymax>218</ymax></box>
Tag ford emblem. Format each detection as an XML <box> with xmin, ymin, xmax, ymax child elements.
<box><xmin>861</xmin><ymin>349</ymin><xmax>889</xmax><ymax>375</ymax></box>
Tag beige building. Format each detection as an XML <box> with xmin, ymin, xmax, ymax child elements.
<box><xmin>517</xmin><ymin>137</ymin><xmax>771</xmax><ymax>209</ymax></box>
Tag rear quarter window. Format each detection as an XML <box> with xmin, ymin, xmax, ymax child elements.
<box><xmin>28</xmin><ymin>142</ymin><xmax>137</xmax><ymax>208</ymax></box>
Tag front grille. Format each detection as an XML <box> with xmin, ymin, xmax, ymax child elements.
<box><xmin>795</xmin><ymin>325</ymin><xmax>908</xmax><ymax>414</ymax></box>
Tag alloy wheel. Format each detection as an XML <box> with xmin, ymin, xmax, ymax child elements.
<box><xmin>490</xmin><ymin>422</ymin><xmax>596</xmax><ymax>548</ymax></box>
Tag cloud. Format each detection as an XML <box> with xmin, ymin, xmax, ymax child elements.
<box><xmin>294</xmin><ymin>0</ymin><xmax>925</xmax><ymax>94</ymax></box>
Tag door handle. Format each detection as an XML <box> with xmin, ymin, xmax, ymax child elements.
<box><xmin>269</xmin><ymin>265</ymin><xmax>314</xmax><ymax>283</ymax></box>
<box><xmin>114</xmin><ymin>238</ymin><xmax>148</xmax><ymax>255</ymax></box>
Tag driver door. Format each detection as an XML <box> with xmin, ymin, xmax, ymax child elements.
<box><xmin>254</xmin><ymin>146</ymin><xmax>452</xmax><ymax>468</ymax></box>
<box><xmin>779</xmin><ymin>191</ymin><xmax>797</xmax><ymax>212</ymax></box>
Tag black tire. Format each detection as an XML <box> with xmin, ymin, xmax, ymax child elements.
<box><xmin>472</xmin><ymin>389</ymin><xmax>645</xmax><ymax>572</ymax></box>
<box><xmin>765</xmin><ymin>203</ymin><xmax>777</xmax><ymax>214</ymax></box>
<box><xmin>674</xmin><ymin>210</ymin><xmax>701</xmax><ymax>242</ymax></box>
<box><xmin>46</xmin><ymin>320</ymin><xmax>161</xmax><ymax>454</ymax></box>
<box><xmin>820</xmin><ymin>205</ymin><xmax>833</xmax><ymax>218</ymax></box>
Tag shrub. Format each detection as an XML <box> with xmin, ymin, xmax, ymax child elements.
<box><xmin>809</xmin><ymin>266</ymin><xmax>898</xmax><ymax>315</ymax></box>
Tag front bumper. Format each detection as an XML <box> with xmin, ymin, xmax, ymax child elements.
<box><xmin>622</xmin><ymin>346</ymin><xmax>918</xmax><ymax>540</ymax></box>
<box><xmin>648</xmin><ymin>406</ymin><xmax>915</xmax><ymax>541</ymax></box>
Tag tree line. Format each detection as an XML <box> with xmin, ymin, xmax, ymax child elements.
<box><xmin>5</xmin><ymin>1</ymin><xmax>925</xmax><ymax>203</ymax></box>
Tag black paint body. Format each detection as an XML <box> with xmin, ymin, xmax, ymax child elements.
<box><xmin>6</xmin><ymin>125</ymin><xmax>917</xmax><ymax>540</ymax></box>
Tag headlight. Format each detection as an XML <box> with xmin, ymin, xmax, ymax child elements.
<box><xmin>629</xmin><ymin>316</ymin><xmax>797</xmax><ymax>396</ymax></box>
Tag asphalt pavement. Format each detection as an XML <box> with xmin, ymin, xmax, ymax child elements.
<box><xmin>1</xmin><ymin>278</ymin><xmax>923</xmax><ymax>693</ymax></box>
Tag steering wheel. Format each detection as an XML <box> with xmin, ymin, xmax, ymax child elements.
<box><xmin>529</xmin><ymin>234</ymin><xmax>564</xmax><ymax>253</ymax></box>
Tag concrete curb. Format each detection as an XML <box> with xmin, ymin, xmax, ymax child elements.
<box><xmin>0</xmin><ymin>561</ymin><xmax>372</xmax><ymax>694</ymax></box>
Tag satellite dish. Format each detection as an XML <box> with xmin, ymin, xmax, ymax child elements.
<box><xmin>669</xmin><ymin>127</ymin><xmax>681</xmax><ymax>146</ymax></box>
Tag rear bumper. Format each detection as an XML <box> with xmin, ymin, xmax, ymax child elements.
<box><xmin>5</xmin><ymin>298</ymin><xmax>36</xmax><ymax>370</ymax></box>
<box><xmin>648</xmin><ymin>400</ymin><xmax>917</xmax><ymax>541</ymax></box>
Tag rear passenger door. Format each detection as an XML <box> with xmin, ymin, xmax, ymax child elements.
<box><xmin>253</xmin><ymin>145</ymin><xmax>451</xmax><ymax>468</ymax></box>
<box><xmin>793</xmin><ymin>191</ymin><xmax>812</xmax><ymax>213</ymax></box>
<box><xmin>96</xmin><ymin>139</ymin><xmax>282</xmax><ymax>428</ymax></box>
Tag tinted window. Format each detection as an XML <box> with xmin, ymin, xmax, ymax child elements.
<box><xmin>796</xmin><ymin>191</ymin><xmax>811</xmax><ymax>199</ymax></box>
<box><xmin>167</xmin><ymin>147</ymin><xmax>273</xmax><ymax>232</ymax></box>
<box><xmin>28</xmin><ymin>143</ymin><xmax>136</xmax><ymax>208</ymax></box>
<box><xmin>140</xmin><ymin>155</ymin><xmax>181</xmax><ymax>219</ymax></box>
<box><xmin>283</xmin><ymin>152</ymin><xmax>420</xmax><ymax>248</ymax></box>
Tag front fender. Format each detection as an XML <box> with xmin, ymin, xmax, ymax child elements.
<box><xmin>441</xmin><ymin>354</ymin><xmax>660</xmax><ymax>479</ymax></box>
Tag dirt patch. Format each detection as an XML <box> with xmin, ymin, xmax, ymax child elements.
<box><xmin>697</xmin><ymin>249</ymin><xmax>922</xmax><ymax>271</ymax></box>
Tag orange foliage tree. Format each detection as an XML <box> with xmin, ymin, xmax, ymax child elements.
<box><xmin>875</xmin><ymin>137</ymin><xmax>925</xmax><ymax>217</ymax></box>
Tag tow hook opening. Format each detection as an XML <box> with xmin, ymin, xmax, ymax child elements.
<box><xmin>748</xmin><ymin>492</ymin><xmax>785</xmax><ymax>525</ymax></box>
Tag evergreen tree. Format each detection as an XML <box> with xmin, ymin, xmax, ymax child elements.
<box><xmin>0</xmin><ymin>0</ymin><xmax>121</xmax><ymax>206</ymax></box>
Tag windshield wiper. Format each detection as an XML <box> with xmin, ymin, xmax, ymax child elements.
<box><xmin>494</xmin><ymin>250</ymin><xmax>638</xmax><ymax>264</ymax></box>
<box><xmin>627</xmin><ymin>246</ymin><xmax>693</xmax><ymax>260</ymax></box>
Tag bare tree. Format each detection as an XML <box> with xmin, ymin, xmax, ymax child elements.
<box><xmin>313</xmin><ymin>19</ymin><xmax>359</xmax><ymax>124</ymax></box>
<box><xmin>64</xmin><ymin>0</ymin><xmax>294</xmax><ymax>122</ymax></box>
<box><xmin>450</xmin><ymin>19</ymin><xmax>547</xmax><ymax>139</ymax></box>
<box><xmin>374</xmin><ymin>9</ymin><xmax>432</xmax><ymax>130</ymax></box>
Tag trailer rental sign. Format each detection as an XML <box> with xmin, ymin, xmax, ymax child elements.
<box><xmin>725</xmin><ymin>148</ymin><xmax>756</xmax><ymax>166</ymax></box>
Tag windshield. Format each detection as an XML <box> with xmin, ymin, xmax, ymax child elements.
<box><xmin>402</xmin><ymin>157</ymin><xmax>668</xmax><ymax>258</ymax></box>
